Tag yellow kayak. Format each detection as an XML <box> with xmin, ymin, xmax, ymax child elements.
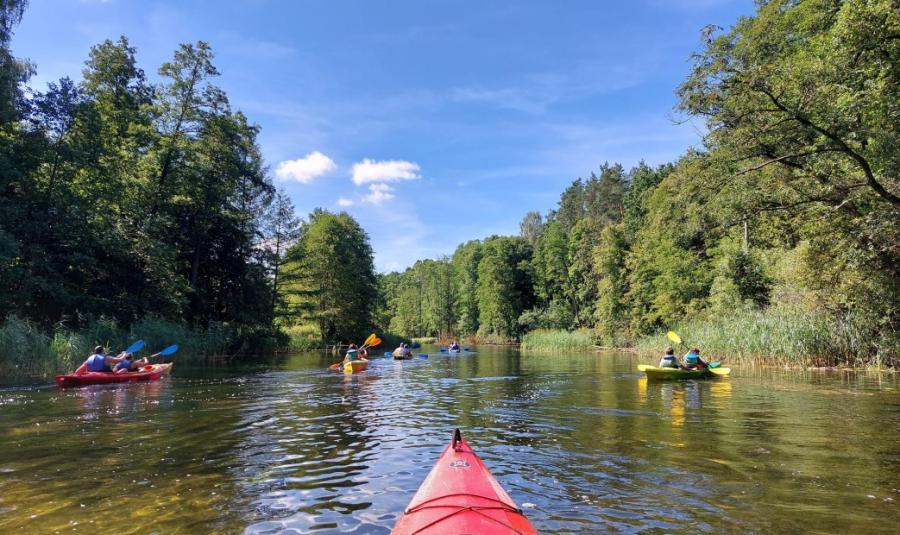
<box><xmin>637</xmin><ymin>364</ymin><xmax>730</xmax><ymax>380</ymax></box>
<box><xmin>343</xmin><ymin>359</ymin><xmax>369</xmax><ymax>373</ymax></box>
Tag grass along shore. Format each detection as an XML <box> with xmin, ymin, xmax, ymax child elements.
<box><xmin>0</xmin><ymin>315</ymin><xmax>283</xmax><ymax>380</ymax></box>
<box><xmin>634</xmin><ymin>308</ymin><xmax>897</xmax><ymax>369</ymax></box>
<box><xmin>517</xmin><ymin>308</ymin><xmax>897</xmax><ymax>368</ymax></box>
<box><xmin>520</xmin><ymin>329</ymin><xmax>595</xmax><ymax>351</ymax></box>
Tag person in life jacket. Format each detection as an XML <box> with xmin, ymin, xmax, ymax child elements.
<box><xmin>392</xmin><ymin>343</ymin><xmax>411</xmax><ymax>358</ymax></box>
<box><xmin>114</xmin><ymin>352</ymin><xmax>149</xmax><ymax>373</ymax></box>
<box><xmin>448</xmin><ymin>341</ymin><xmax>460</xmax><ymax>351</ymax></box>
<box><xmin>343</xmin><ymin>344</ymin><xmax>363</xmax><ymax>365</ymax></box>
<box><xmin>682</xmin><ymin>348</ymin><xmax>708</xmax><ymax>370</ymax></box>
<box><xmin>74</xmin><ymin>346</ymin><xmax>127</xmax><ymax>374</ymax></box>
<box><xmin>659</xmin><ymin>347</ymin><xmax>682</xmax><ymax>369</ymax></box>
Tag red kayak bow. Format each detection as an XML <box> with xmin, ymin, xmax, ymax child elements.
<box><xmin>392</xmin><ymin>429</ymin><xmax>538</xmax><ymax>534</ymax></box>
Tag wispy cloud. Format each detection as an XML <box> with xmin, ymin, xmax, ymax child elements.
<box><xmin>337</xmin><ymin>197</ymin><xmax>354</xmax><ymax>207</ymax></box>
<box><xmin>362</xmin><ymin>183</ymin><xmax>395</xmax><ymax>205</ymax></box>
<box><xmin>351</xmin><ymin>159</ymin><xmax>421</xmax><ymax>185</ymax></box>
<box><xmin>274</xmin><ymin>151</ymin><xmax>337</xmax><ymax>183</ymax></box>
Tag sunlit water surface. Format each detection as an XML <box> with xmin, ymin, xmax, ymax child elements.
<box><xmin>1</xmin><ymin>347</ymin><xmax>898</xmax><ymax>534</ymax></box>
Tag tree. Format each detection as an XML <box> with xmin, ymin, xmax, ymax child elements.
<box><xmin>679</xmin><ymin>0</ymin><xmax>899</xmax><ymax>209</ymax></box>
<box><xmin>263</xmin><ymin>189</ymin><xmax>301</xmax><ymax>320</ymax></box>
<box><xmin>451</xmin><ymin>240</ymin><xmax>482</xmax><ymax>335</ymax></box>
<box><xmin>476</xmin><ymin>236</ymin><xmax>533</xmax><ymax>338</ymax></box>
<box><xmin>281</xmin><ymin>210</ymin><xmax>377</xmax><ymax>343</ymax></box>
<box><xmin>585</xmin><ymin>162</ymin><xmax>627</xmax><ymax>226</ymax></box>
<box><xmin>519</xmin><ymin>211</ymin><xmax>544</xmax><ymax>245</ymax></box>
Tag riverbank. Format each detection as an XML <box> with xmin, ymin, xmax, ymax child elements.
<box><xmin>0</xmin><ymin>315</ymin><xmax>285</xmax><ymax>379</ymax></box>
<box><xmin>517</xmin><ymin>307</ymin><xmax>898</xmax><ymax>369</ymax></box>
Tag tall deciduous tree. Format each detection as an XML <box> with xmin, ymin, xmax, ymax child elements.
<box><xmin>281</xmin><ymin>210</ymin><xmax>377</xmax><ymax>343</ymax></box>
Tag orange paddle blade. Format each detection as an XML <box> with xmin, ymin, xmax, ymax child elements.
<box><xmin>363</xmin><ymin>333</ymin><xmax>377</xmax><ymax>346</ymax></box>
<box><xmin>370</xmin><ymin>337</ymin><xmax>382</xmax><ymax>348</ymax></box>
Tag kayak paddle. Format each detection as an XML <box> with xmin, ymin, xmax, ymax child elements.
<box><xmin>150</xmin><ymin>344</ymin><xmax>179</xmax><ymax>358</ymax></box>
<box><xmin>124</xmin><ymin>339</ymin><xmax>145</xmax><ymax>354</ymax></box>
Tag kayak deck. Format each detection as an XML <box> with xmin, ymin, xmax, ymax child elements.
<box><xmin>637</xmin><ymin>364</ymin><xmax>730</xmax><ymax>380</ymax></box>
<box><xmin>55</xmin><ymin>363</ymin><xmax>172</xmax><ymax>388</ymax></box>
<box><xmin>343</xmin><ymin>359</ymin><xmax>369</xmax><ymax>373</ymax></box>
<box><xmin>392</xmin><ymin>429</ymin><xmax>538</xmax><ymax>535</ymax></box>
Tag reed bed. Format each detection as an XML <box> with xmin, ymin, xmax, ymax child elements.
<box><xmin>520</xmin><ymin>328</ymin><xmax>596</xmax><ymax>352</ymax></box>
<box><xmin>0</xmin><ymin>315</ymin><xmax>273</xmax><ymax>380</ymax></box>
<box><xmin>634</xmin><ymin>308</ymin><xmax>897</xmax><ymax>368</ymax></box>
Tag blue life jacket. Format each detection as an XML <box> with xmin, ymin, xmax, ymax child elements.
<box><xmin>115</xmin><ymin>360</ymin><xmax>132</xmax><ymax>372</ymax></box>
<box><xmin>86</xmin><ymin>354</ymin><xmax>111</xmax><ymax>372</ymax></box>
<box><xmin>684</xmin><ymin>352</ymin><xmax>701</xmax><ymax>365</ymax></box>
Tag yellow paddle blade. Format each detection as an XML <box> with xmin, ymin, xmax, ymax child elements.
<box><xmin>666</xmin><ymin>331</ymin><xmax>682</xmax><ymax>345</ymax></box>
<box><xmin>637</xmin><ymin>364</ymin><xmax>653</xmax><ymax>372</ymax></box>
<box><xmin>709</xmin><ymin>367</ymin><xmax>731</xmax><ymax>376</ymax></box>
<box><xmin>363</xmin><ymin>333</ymin><xmax>377</xmax><ymax>346</ymax></box>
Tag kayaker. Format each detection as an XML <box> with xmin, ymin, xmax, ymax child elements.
<box><xmin>683</xmin><ymin>348</ymin><xmax>708</xmax><ymax>370</ymax></box>
<box><xmin>114</xmin><ymin>352</ymin><xmax>149</xmax><ymax>373</ymax></box>
<box><xmin>343</xmin><ymin>344</ymin><xmax>364</xmax><ymax>365</ymax></box>
<box><xmin>392</xmin><ymin>343</ymin><xmax>410</xmax><ymax>358</ymax></box>
<box><xmin>74</xmin><ymin>346</ymin><xmax>127</xmax><ymax>375</ymax></box>
<box><xmin>659</xmin><ymin>347</ymin><xmax>682</xmax><ymax>369</ymax></box>
<box><xmin>448</xmin><ymin>341</ymin><xmax>460</xmax><ymax>351</ymax></box>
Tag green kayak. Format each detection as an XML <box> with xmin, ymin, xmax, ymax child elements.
<box><xmin>638</xmin><ymin>364</ymin><xmax>730</xmax><ymax>380</ymax></box>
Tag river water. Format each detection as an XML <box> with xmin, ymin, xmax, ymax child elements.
<box><xmin>1</xmin><ymin>347</ymin><xmax>898</xmax><ymax>534</ymax></box>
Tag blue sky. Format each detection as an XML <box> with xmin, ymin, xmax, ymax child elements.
<box><xmin>12</xmin><ymin>0</ymin><xmax>752</xmax><ymax>272</ymax></box>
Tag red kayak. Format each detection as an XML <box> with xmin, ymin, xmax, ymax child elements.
<box><xmin>392</xmin><ymin>429</ymin><xmax>538</xmax><ymax>535</ymax></box>
<box><xmin>55</xmin><ymin>363</ymin><xmax>173</xmax><ymax>388</ymax></box>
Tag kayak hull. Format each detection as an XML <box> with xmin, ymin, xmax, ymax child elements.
<box><xmin>393</xmin><ymin>354</ymin><xmax>413</xmax><ymax>360</ymax></box>
<box><xmin>55</xmin><ymin>363</ymin><xmax>173</xmax><ymax>388</ymax></box>
<box><xmin>391</xmin><ymin>429</ymin><xmax>538</xmax><ymax>535</ymax></box>
<box><xmin>638</xmin><ymin>364</ymin><xmax>729</xmax><ymax>380</ymax></box>
<box><xmin>343</xmin><ymin>359</ymin><xmax>369</xmax><ymax>373</ymax></box>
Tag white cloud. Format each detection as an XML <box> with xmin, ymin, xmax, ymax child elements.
<box><xmin>362</xmin><ymin>183</ymin><xmax>395</xmax><ymax>205</ymax></box>
<box><xmin>351</xmin><ymin>159</ymin><xmax>421</xmax><ymax>185</ymax></box>
<box><xmin>337</xmin><ymin>197</ymin><xmax>354</xmax><ymax>207</ymax></box>
<box><xmin>275</xmin><ymin>151</ymin><xmax>336</xmax><ymax>183</ymax></box>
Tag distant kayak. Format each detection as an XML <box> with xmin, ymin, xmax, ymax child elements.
<box><xmin>392</xmin><ymin>349</ymin><xmax>413</xmax><ymax>360</ymax></box>
<box><xmin>392</xmin><ymin>429</ymin><xmax>538</xmax><ymax>535</ymax></box>
<box><xmin>638</xmin><ymin>364</ymin><xmax>730</xmax><ymax>380</ymax></box>
<box><xmin>55</xmin><ymin>363</ymin><xmax>172</xmax><ymax>388</ymax></box>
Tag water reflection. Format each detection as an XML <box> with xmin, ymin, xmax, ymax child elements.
<box><xmin>0</xmin><ymin>349</ymin><xmax>898</xmax><ymax>534</ymax></box>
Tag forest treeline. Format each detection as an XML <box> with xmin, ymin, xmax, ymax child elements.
<box><xmin>1</xmin><ymin>1</ymin><xmax>898</xmax><ymax>370</ymax></box>
<box><xmin>0</xmin><ymin>1</ymin><xmax>300</xmax><ymax>367</ymax></box>
<box><xmin>374</xmin><ymin>0</ymin><xmax>899</xmax><ymax>364</ymax></box>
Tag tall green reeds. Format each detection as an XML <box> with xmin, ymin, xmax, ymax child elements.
<box><xmin>0</xmin><ymin>315</ymin><xmax>282</xmax><ymax>381</ymax></box>
<box><xmin>634</xmin><ymin>307</ymin><xmax>897</xmax><ymax>368</ymax></box>
<box><xmin>520</xmin><ymin>328</ymin><xmax>596</xmax><ymax>351</ymax></box>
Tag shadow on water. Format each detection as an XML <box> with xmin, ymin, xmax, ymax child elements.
<box><xmin>0</xmin><ymin>346</ymin><xmax>898</xmax><ymax>533</ymax></box>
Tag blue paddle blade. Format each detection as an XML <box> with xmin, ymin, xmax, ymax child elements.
<box><xmin>125</xmin><ymin>340</ymin><xmax>145</xmax><ymax>354</ymax></box>
<box><xmin>157</xmin><ymin>344</ymin><xmax>179</xmax><ymax>356</ymax></box>
<box><xmin>439</xmin><ymin>348</ymin><xmax>447</xmax><ymax>352</ymax></box>
<box><xmin>384</xmin><ymin>351</ymin><xmax>391</xmax><ymax>356</ymax></box>
<box><xmin>463</xmin><ymin>347</ymin><xmax>469</xmax><ymax>351</ymax></box>
<box><xmin>418</xmin><ymin>353</ymin><xmax>428</xmax><ymax>358</ymax></box>
<box><xmin>708</xmin><ymin>361</ymin><xmax>721</xmax><ymax>369</ymax></box>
